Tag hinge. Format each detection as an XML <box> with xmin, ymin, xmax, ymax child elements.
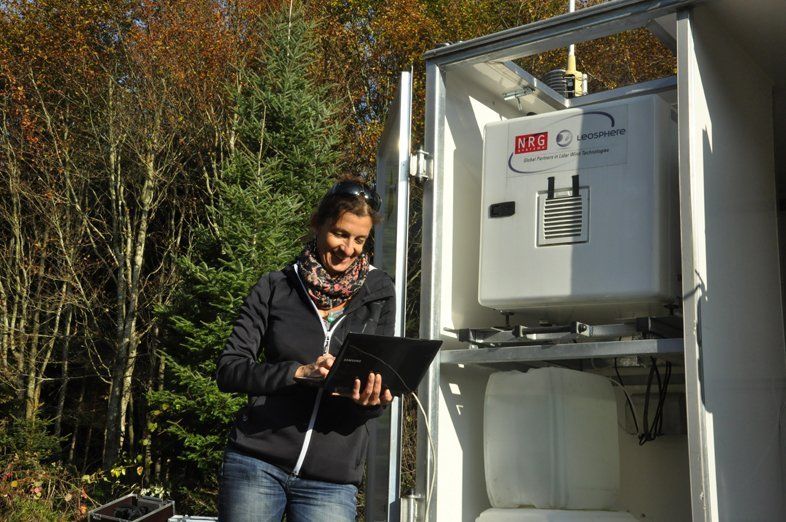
<box><xmin>409</xmin><ymin>148</ymin><xmax>433</xmax><ymax>182</ymax></box>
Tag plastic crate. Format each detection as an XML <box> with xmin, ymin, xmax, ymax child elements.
<box><xmin>89</xmin><ymin>494</ymin><xmax>175</xmax><ymax>522</ymax></box>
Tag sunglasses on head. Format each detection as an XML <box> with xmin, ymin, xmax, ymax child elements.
<box><xmin>327</xmin><ymin>181</ymin><xmax>382</xmax><ymax>212</ymax></box>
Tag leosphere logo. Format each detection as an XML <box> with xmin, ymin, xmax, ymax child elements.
<box><xmin>556</xmin><ymin>130</ymin><xmax>573</xmax><ymax>147</ymax></box>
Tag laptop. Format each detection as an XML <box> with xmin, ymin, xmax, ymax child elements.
<box><xmin>294</xmin><ymin>333</ymin><xmax>442</xmax><ymax>396</ymax></box>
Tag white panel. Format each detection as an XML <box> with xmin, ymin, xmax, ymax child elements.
<box><xmin>436</xmin><ymin>365</ymin><xmax>492</xmax><ymax>521</ymax></box>
<box><xmin>439</xmin><ymin>65</ymin><xmax>534</xmax><ymax>336</ymax></box>
<box><xmin>679</xmin><ymin>7</ymin><xmax>786</xmax><ymax>520</ymax></box>
<box><xmin>375</xmin><ymin>71</ymin><xmax>412</xmax><ymax>325</ymax></box>
<box><xmin>618</xmin><ymin>431</ymin><xmax>691</xmax><ymax>521</ymax></box>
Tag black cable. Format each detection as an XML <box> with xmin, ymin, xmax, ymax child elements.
<box><xmin>614</xmin><ymin>358</ymin><xmax>639</xmax><ymax>434</ymax></box>
<box><xmin>638</xmin><ymin>357</ymin><xmax>672</xmax><ymax>445</ymax></box>
<box><xmin>652</xmin><ymin>358</ymin><xmax>664</xmax><ymax>435</ymax></box>
<box><xmin>653</xmin><ymin>360</ymin><xmax>672</xmax><ymax>436</ymax></box>
<box><xmin>638</xmin><ymin>360</ymin><xmax>656</xmax><ymax>445</ymax></box>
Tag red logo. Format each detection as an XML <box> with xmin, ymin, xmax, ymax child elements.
<box><xmin>514</xmin><ymin>132</ymin><xmax>548</xmax><ymax>154</ymax></box>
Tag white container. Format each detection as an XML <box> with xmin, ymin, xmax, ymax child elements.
<box><xmin>483</xmin><ymin>368</ymin><xmax>620</xmax><ymax>510</ymax></box>
<box><xmin>478</xmin><ymin>95</ymin><xmax>678</xmax><ymax>316</ymax></box>
<box><xmin>476</xmin><ymin>508</ymin><xmax>637</xmax><ymax>522</ymax></box>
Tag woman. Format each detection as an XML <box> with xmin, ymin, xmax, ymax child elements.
<box><xmin>216</xmin><ymin>179</ymin><xmax>395</xmax><ymax>522</ymax></box>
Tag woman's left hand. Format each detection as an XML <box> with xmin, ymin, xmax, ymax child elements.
<box><xmin>351</xmin><ymin>372</ymin><xmax>393</xmax><ymax>407</ymax></box>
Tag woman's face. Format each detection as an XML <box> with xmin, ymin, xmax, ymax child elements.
<box><xmin>314</xmin><ymin>211</ymin><xmax>373</xmax><ymax>277</ymax></box>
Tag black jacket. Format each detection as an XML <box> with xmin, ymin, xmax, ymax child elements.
<box><xmin>216</xmin><ymin>263</ymin><xmax>395</xmax><ymax>485</ymax></box>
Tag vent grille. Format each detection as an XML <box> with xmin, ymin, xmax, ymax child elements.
<box><xmin>537</xmin><ymin>188</ymin><xmax>589</xmax><ymax>246</ymax></box>
<box><xmin>544</xmin><ymin>197</ymin><xmax>583</xmax><ymax>238</ymax></box>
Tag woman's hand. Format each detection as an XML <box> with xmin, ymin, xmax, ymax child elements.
<box><xmin>295</xmin><ymin>354</ymin><xmax>335</xmax><ymax>380</ymax></box>
<box><xmin>350</xmin><ymin>373</ymin><xmax>393</xmax><ymax>407</ymax></box>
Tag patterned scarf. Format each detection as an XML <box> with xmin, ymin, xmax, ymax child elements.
<box><xmin>296</xmin><ymin>240</ymin><xmax>369</xmax><ymax>310</ymax></box>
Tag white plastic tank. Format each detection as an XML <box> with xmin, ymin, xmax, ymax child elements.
<box><xmin>478</xmin><ymin>94</ymin><xmax>678</xmax><ymax>317</ymax></box>
<box><xmin>483</xmin><ymin>368</ymin><xmax>620</xmax><ymax>510</ymax></box>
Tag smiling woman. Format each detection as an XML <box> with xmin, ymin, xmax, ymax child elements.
<box><xmin>215</xmin><ymin>177</ymin><xmax>395</xmax><ymax>522</ymax></box>
<box><xmin>310</xmin><ymin>180</ymin><xmax>381</xmax><ymax>277</ymax></box>
<box><xmin>315</xmin><ymin>212</ymin><xmax>373</xmax><ymax>276</ymax></box>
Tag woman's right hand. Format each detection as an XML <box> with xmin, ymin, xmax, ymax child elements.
<box><xmin>294</xmin><ymin>354</ymin><xmax>335</xmax><ymax>380</ymax></box>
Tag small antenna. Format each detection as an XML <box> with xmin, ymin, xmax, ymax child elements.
<box><xmin>568</xmin><ymin>0</ymin><xmax>576</xmax><ymax>63</ymax></box>
<box><xmin>565</xmin><ymin>0</ymin><xmax>587</xmax><ymax>97</ymax></box>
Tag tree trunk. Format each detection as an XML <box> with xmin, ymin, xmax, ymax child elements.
<box><xmin>126</xmin><ymin>393</ymin><xmax>135</xmax><ymax>455</ymax></box>
<box><xmin>31</xmin><ymin>281</ymin><xmax>68</xmax><ymax>418</ymax></box>
<box><xmin>104</xmin><ymin>127</ymin><xmax>157</xmax><ymax>468</ymax></box>
<box><xmin>104</xmin><ymin>341</ymin><xmax>127</xmax><ymax>467</ymax></box>
<box><xmin>81</xmin><ymin>422</ymin><xmax>93</xmax><ymax>473</ymax></box>
<box><xmin>142</xmin><ymin>342</ymin><xmax>156</xmax><ymax>485</ymax></box>
<box><xmin>67</xmin><ymin>378</ymin><xmax>85</xmax><ymax>466</ymax></box>
<box><xmin>0</xmin><ymin>267</ymin><xmax>8</xmax><ymax>369</ymax></box>
<box><xmin>103</xmin><ymin>86</ymin><xmax>129</xmax><ymax>467</ymax></box>
<box><xmin>9</xmin><ymin>167</ymin><xmax>29</xmax><ymax>406</ymax></box>
<box><xmin>153</xmin><ymin>352</ymin><xmax>166</xmax><ymax>482</ymax></box>
<box><xmin>54</xmin><ymin>306</ymin><xmax>73</xmax><ymax>439</ymax></box>
<box><xmin>23</xmin><ymin>230</ymin><xmax>49</xmax><ymax>420</ymax></box>
<box><xmin>119</xmin><ymin>150</ymin><xmax>156</xmax><ymax>449</ymax></box>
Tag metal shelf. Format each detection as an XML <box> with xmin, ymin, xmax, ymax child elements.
<box><xmin>439</xmin><ymin>338</ymin><xmax>683</xmax><ymax>365</ymax></box>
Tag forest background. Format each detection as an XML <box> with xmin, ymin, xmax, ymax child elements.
<box><xmin>0</xmin><ymin>0</ymin><xmax>673</xmax><ymax>519</ymax></box>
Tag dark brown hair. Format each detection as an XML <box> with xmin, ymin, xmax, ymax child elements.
<box><xmin>310</xmin><ymin>176</ymin><xmax>383</xmax><ymax>230</ymax></box>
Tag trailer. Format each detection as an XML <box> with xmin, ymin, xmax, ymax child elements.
<box><xmin>367</xmin><ymin>0</ymin><xmax>786</xmax><ymax>520</ymax></box>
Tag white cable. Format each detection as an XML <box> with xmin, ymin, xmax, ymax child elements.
<box><xmin>348</xmin><ymin>345</ymin><xmax>437</xmax><ymax>520</ymax></box>
<box><xmin>408</xmin><ymin>391</ymin><xmax>436</xmax><ymax>521</ymax></box>
<box><xmin>608</xmin><ymin>377</ymin><xmax>639</xmax><ymax>436</ymax></box>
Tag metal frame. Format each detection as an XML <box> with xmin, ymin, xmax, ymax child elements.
<box><xmin>447</xmin><ymin>316</ymin><xmax>683</xmax><ymax>347</ymax></box>
<box><xmin>369</xmin><ymin>71</ymin><xmax>412</xmax><ymax>522</ymax></box>
<box><xmin>676</xmin><ymin>8</ymin><xmax>711</xmax><ymax>520</ymax></box>
<box><xmin>423</xmin><ymin>0</ymin><xmax>700</xmax><ymax>66</ymax></box>
<box><xmin>386</xmin><ymin>70</ymin><xmax>412</xmax><ymax>522</ymax></box>
<box><xmin>496</xmin><ymin>60</ymin><xmax>567</xmax><ymax>109</ymax></box>
<box><xmin>646</xmin><ymin>15</ymin><xmax>678</xmax><ymax>53</ymax></box>
<box><xmin>567</xmin><ymin>75</ymin><xmax>677</xmax><ymax>108</ymax></box>
<box><xmin>440</xmin><ymin>338</ymin><xmax>683</xmax><ymax>365</ymax></box>
<box><xmin>416</xmin><ymin>1</ymin><xmax>699</xmax><ymax>519</ymax></box>
<box><xmin>415</xmin><ymin>59</ymin><xmax>445</xmax><ymax>522</ymax></box>
<box><xmin>478</xmin><ymin>61</ymin><xmax>677</xmax><ymax>113</ymax></box>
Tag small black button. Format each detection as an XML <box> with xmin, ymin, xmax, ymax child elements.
<box><xmin>489</xmin><ymin>201</ymin><xmax>515</xmax><ymax>218</ymax></box>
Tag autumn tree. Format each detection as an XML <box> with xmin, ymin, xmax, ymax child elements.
<box><xmin>92</xmin><ymin>0</ymin><xmax>253</xmax><ymax>469</ymax></box>
<box><xmin>0</xmin><ymin>0</ymin><xmax>124</xmax><ymax>429</ymax></box>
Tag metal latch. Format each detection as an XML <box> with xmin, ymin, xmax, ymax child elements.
<box><xmin>503</xmin><ymin>87</ymin><xmax>535</xmax><ymax>111</ymax></box>
<box><xmin>409</xmin><ymin>148</ymin><xmax>432</xmax><ymax>182</ymax></box>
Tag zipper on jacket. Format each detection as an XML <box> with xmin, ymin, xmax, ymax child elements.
<box><xmin>291</xmin><ymin>265</ymin><xmax>347</xmax><ymax>477</ymax></box>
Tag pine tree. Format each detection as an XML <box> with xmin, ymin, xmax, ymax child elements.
<box><xmin>148</xmin><ymin>7</ymin><xmax>341</xmax><ymax>511</ymax></box>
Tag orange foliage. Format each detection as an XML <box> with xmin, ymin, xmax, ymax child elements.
<box><xmin>1</xmin><ymin>0</ymin><xmax>675</xmax><ymax>174</ymax></box>
<box><xmin>127</xmin><ymin>0</ymin><xmax>240</xmax><ymax>113</ymax></box>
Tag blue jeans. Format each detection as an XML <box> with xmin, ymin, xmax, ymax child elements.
<box><xmin>218</xmin><ymin>448</ymin><xmax>358</xmax><ymax>522</ymax></box>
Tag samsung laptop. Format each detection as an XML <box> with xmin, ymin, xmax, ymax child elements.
<box><xmin>294</xmin><ymin>333</ymin><xmax>442</xmax><ymax>396</ymax></box>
